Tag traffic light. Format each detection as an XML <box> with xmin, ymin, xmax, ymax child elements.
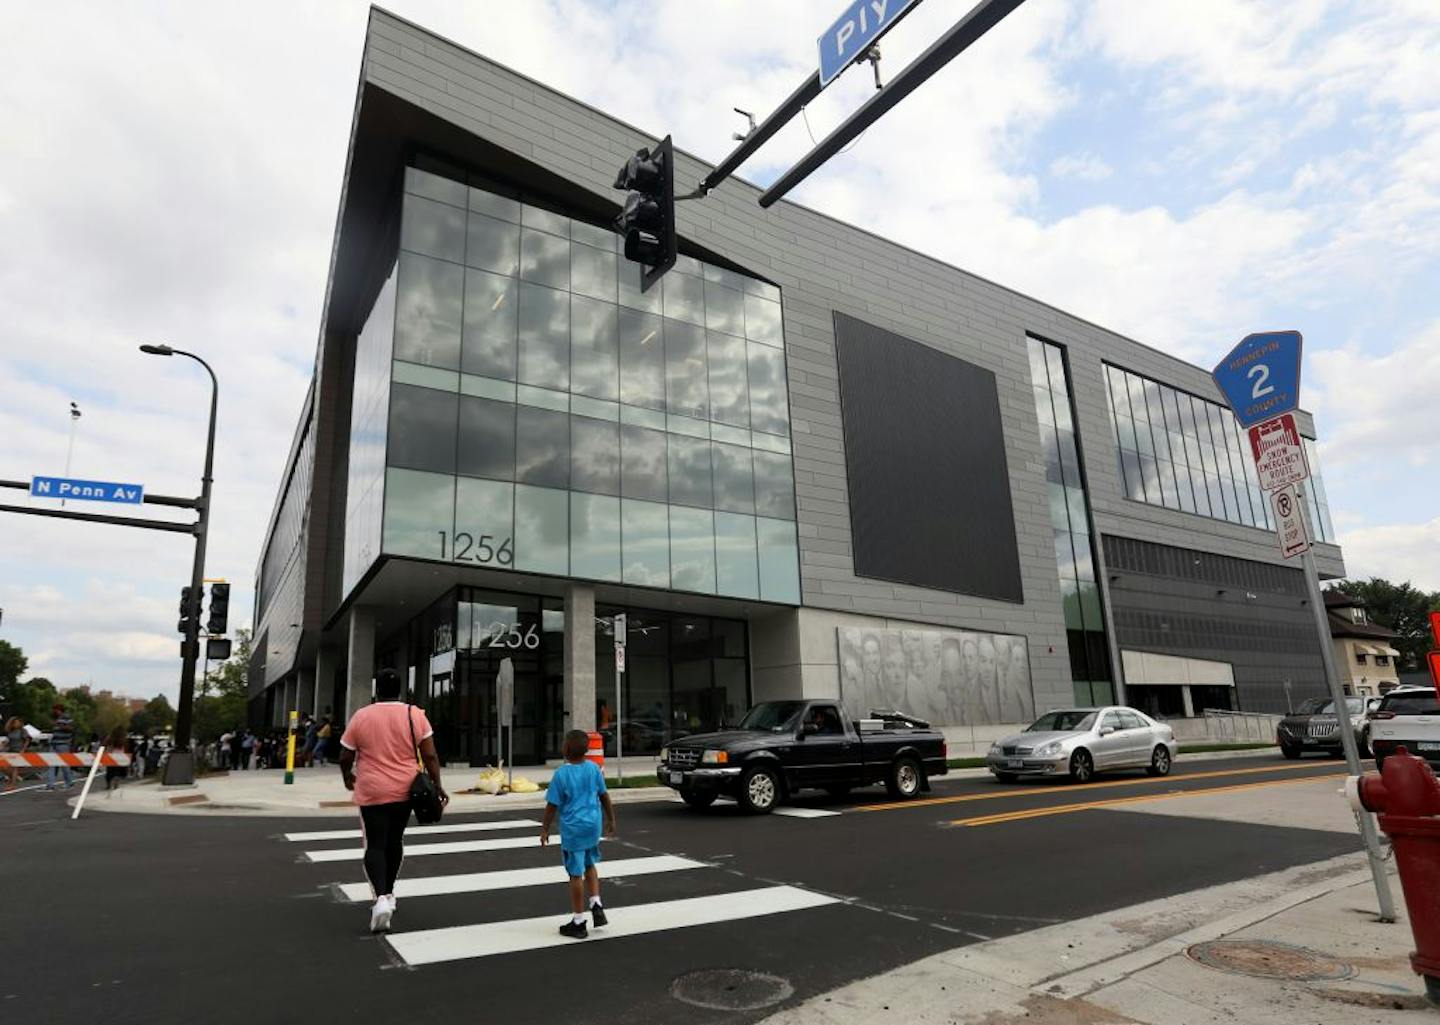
<box><xmin>613</xmin><ymin>135</ymin><xmax>675</xmax><ymax>292</ymax></box>
<box><xmin>207</xmin><ymin>581</ymin><xmax>230</xmax><ymax>636</ymax></box>
<box><xmin>177</xmin><ymin>585</ymin><xmax>199</xmax><ymax>636</ymax></box>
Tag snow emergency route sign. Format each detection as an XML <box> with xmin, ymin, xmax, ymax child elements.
<box><xmin>1248</xmin><ymin>412</ymin><xmax>1309</xmax><ymax>491</ymax></box>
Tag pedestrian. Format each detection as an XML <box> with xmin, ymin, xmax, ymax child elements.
<box><xmin>218</xmin><ymin>730</ymin><xmax>233</xmax><ymax>770</ymax></box>
<box><xmin>337</xmin><ymin>668</ymin><xmax>447</xmax><ymax>933</ymax></box>
<box><xmin>240</xmin><ymin>730</ymin><xmax>255</xmax><ymax>771</ymax></box>
<box><xmin>540</xmin><ymin>729</ymin><xmax>617</xmax><ymax>939</ymax></box>
<box><xmin>229</xmin><ymin>729</ymin><xmax>244</xmax><ymax>770</ymax></box>
<box><xmin>4</xmin><ymin>716</ymin><xmax>28</xmax><ymax>791</ymax></box>
<box><xmin>300</xmin><ymin>715</ymin><xmax>318</xmax><ymax>767</ymax></box>
<box><xmin>104</xmin><ymin>726</ymin><xmax>128</xmax><ymax>792</ymax></box>
<box><xmin>45</xmin><ymin>703</ymin><xmax>76</xmax><ymax>791</ymax></box>
<box><xmin>312</xmin><ymin>718</ymin><xmax>332</xmax><ymax>767</ymax></box>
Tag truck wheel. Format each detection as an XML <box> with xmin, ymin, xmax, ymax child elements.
<box><xmin>679</xmin><ymin>788</ymin><xmax>716</xmax><ymax>810</ymax></box>
<box><xmin>738</xmin><ymin>765</ymin><xmax>781</xmax><ymax>814</ymax></box>
<box><xmin>886</xmin><ymin>756</ymin><xmax>923</xmax><ymax>799</ymax></box>
<box><xmin>1068</xmin><ymin>749</ymin><xmax>1094</xmax><ymax>784</ymax></box>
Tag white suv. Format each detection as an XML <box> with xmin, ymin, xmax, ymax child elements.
<box><xmin>1369</xmin><ymin>686</ymin><xmax>1440</xmax><ymax>768</ymax></box>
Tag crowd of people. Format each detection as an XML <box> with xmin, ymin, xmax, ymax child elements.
<box><xmin>1</xmin><ymin>702</ymin><xmax>157</xmax><ymax>792</ymax></box>
<box><xmin>211</xmin><ymin>714</ymin><xmax>335</xmax><ymax>772</ymax></box>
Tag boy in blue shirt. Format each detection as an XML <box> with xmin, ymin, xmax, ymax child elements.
<box><xmin>541</xmin><ymin>729</ymin><xmax>617</xmax><ymax>939</ymax></box>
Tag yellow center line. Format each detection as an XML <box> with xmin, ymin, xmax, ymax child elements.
<box><xmin>852</xmin><ymin>761</ymin><xmax>1343</xmax><ymax>813</ymax></box>
<box><xmin>951</xmin><ymin>773</ymin><xmax>1347</xmax><ymax>827</ymax></box>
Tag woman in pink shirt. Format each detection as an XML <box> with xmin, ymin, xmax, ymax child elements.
<box><xmin>338</xmin><ymin>668</ymin><xmax>448</xmax><ymax>933</ymax></box>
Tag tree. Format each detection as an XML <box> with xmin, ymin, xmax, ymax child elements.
<box><xmin>1328</xmin><ymin>578</ymin><xmax>1440</xmax><ymax>671</ymax></box>
<box><xmin>0</xmin><ymin>639</ymin><xmax>27</xmax><ymax>692</ymax></box>
<box><xmin>92</xmin><ymin>690</ymin><xmax>133</xmax><ymax>742</ymax></box>
<box><xmin>193</xmin><ymin>629</ymin><xmax>251</xmax><ymax>743</ymax></box>
<box><xmin>61</xmin><ymin>686</ymin><xmax>98</xmax><ymax>745</ymax></box>
<box><xmin>130</xmin><ymin>695</ymin><xmax>176</xmax><ymax>738</ymax></box>
<box><xmin>3</xmin><ymin>675</ymin><xmax>57</xmax><ymax>728</ymax></box>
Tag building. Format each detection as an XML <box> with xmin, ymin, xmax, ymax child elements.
<box><xmin>1324</xmin><ymin>591</ymin><xmax>1401</xmax><ymax>697</ymax></box>
<box><xmin>248</xmin><ymin>9</ymin><xmax>1348</xmax><ymax>762</ymax></box>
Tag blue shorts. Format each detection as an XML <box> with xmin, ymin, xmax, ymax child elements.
<box><xmin>561</xmin><ymin>845</ymin><xmax>601</xmax><ymax>878</ymax></box>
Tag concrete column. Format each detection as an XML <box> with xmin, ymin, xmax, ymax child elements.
<box><xmin>314</xmin><ymin>646</ymin><xmax>335</xmax><ymax>717</ymax></box>
<box><xmin>296</xmin><ymin>668</ymin><xmax>316</xmax><ymax>721</ymax></box>
<box><xmin>345</xmin><ymin>607</ymin><xmax>377</xmax><ymax>721</ymax></box>
<box><xmin>1181</xmin><ymin>685</ymin><xmax>1196</xmax><ymax>719</ymax></box>
<box><xmin>563</xmin><ymin>583</ymin><xmax>596</xmax><ymax>732</ymax></box>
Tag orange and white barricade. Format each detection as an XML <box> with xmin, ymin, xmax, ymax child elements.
<box><xmin>2</xmin><ymin>751</ymin><xmax>132</xmax><ymax>768</ymax></box>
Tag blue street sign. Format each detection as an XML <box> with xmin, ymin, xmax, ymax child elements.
<box><xmin>818</xmin><ymin>0</ymin><xmax>920</xmax><ymax>87</ymax></box>
<box><xmin>1210</xmin><ymin>330</ymin><xmax>1303</xmax><ymax>428</ymax></box>
<box><xmin>30</xmin><ymin>476</ymin><xmax>145</xmax><ymax>505</ymax></box>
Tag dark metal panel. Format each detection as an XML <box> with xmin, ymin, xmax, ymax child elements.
<box><xmin>833</xmin><ymin>311</ymin><xmax>1023</xmax><ymax>602</ymax></box>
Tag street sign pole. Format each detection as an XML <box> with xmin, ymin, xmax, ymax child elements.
<box><xmin>1295</xmin><ymin>486</ymin><xmax>1396</xmax><ymax>922</ymax></box>
<box><xmin>614</xmin><ymin>614</ymin><xmax>626</xmax><ymax>785</ymax></box>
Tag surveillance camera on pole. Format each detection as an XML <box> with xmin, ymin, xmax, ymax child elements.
<box><xmin>613</xmin><ymin>135</ymin><xmax>676</xmax><ymax>292</ymax></box>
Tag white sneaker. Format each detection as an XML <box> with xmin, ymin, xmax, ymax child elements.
<box><xmin>370</xmin><ymin>896</ymin><xmax>394</xmax><ymax>933</ymax></box>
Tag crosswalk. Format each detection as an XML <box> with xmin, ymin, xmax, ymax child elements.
<box><xmin>284</xmin><ymin>812</ymin><xmax>845</xmax><ymax>966</ymax></box>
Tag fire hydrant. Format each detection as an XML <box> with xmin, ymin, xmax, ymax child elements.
<box><xmin>1347</xmin><ymin>747</ymin><xmax>1440</xmax><ymax>1006</ymax></box>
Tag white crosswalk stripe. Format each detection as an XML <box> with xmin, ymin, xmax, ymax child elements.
<box><xmin>303</xmin><ymin>835</ymin><xmax>585</xmax><ymax>863</ymax></box>
<box><xmin>385</xmin><ymin>886</ymin><xmax>841</xmax><ymax>965</ymax></box>
<box><xmin>284</xmin><ymin>819</ymin><xmax>540</xmax><ymax>843</ymax></box>
<box><xmin>334</xmin><ymin>854</ymin><xmax>704</xmax><ymax>903</ymax></box>
<box><xmin>772</xmin><ymin>807</ymin><xmax>842</xmax><ymax>818</ymax></box>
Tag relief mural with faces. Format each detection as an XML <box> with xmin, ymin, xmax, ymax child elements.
<box><xmin>837</xmin><ymin>625</ymin><xmax>1035</xmax><ymax>727</ymax></box>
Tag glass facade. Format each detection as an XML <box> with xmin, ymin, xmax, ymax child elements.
<box><xmin>384</xmin><ymin>586</ymin><xmax>750</xmax><ymax>765</ymax></box>
<box><xmin>342</xmin><ymin>263</ymin><xmax>397</xmax><ymax>595</ymax></box>
<box><xmin>1103</xmin><ymin>364</ymin><xmax>1336</xmax><ymax>543</ymax></box>
<box><xmin>363</xmin><ymin>164</ymin><xmax>800</xmax><ymax>604</ymax></box>
<box><xmin>1028</xmin><ymin>337</ymin><xmax>1113</xmax><ymax>705</ymax></box>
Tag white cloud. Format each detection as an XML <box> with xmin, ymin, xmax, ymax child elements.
<box><xmin>1338</xmin><ymin>517</ymin><xmax>1440</xmax><ymax>593</ymax></box>
<box><xmin>1049</xmin><ymin>152</ymin><xmax>1114</xmax><ymax>181</ymax></box>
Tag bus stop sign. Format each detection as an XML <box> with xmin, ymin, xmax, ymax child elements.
<box><xmin>1211</xmin><ymin>330</ymin><xmax>1303</xmax><ymax>428</ymax></box>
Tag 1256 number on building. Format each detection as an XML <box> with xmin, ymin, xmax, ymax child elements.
<box><xmin>437</xmin><ymin>530</ymin><xmax>513</xmax><ymax>566</ymax></box>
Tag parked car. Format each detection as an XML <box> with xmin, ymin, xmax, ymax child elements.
<box><xmin>1357</xmin><ymin>696</ymin><xmax>1383</xmax><ymax>757</ymax></box>
<box><xmin>655</xmin><ymin>699</ymin><xmax>948</xmax><ymax>813</ymax></box>
<box><xmin>986</xmin><ymin>706</ymin><xmax>1178</xmax><ymax>783</ymax></box>
<box><xmin>1277</xmin><ymin>696</ymin><xmax>1367</xmax><ymax>759</ymax></box>
<box><xmin>1368</xmin><ymin>686</ymin><xmax>1440</xmax><ymax>769</ymax></box>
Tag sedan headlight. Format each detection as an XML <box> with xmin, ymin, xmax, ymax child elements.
<box><xmin>658</xmin><ymin>747</ymin><xmax>669</xmax><ymax>762</ymax></box>
<box><xmin>701</xmin><ymin>749</ymin><xmax>729</xmax><ymax>765</ymax></box>
<box><xmin>1035</xmin><ymin>741</ymin><xmax>1063</xmax><ymax>757</ymax></box>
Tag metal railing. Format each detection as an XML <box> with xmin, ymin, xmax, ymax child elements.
<box><xmin>1200</xmin><ymin>708</ymin><xmax>1283</xmax><ymax>742</ymax></box>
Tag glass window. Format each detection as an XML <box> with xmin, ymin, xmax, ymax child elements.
<box><xmin>461</xmin><ymin>268</ymin><xmax>517</xmax><ymax>380</ymax></box>
<box><xmin>669</xmin><ymin>506</ymin><xmax>717</xmax><ymax>594</ymax></box>
<box><xmin>570</xmin><ymin>295</ymin><xmax>618</xmax><ymax>401</ymax></box>
<box><xmin>667</xmin><ymin>433</ymin><xmax>713</xmax><ymax>508</ymax></box>
<box><xmin>711</xmin><ymin>442</ymin><xmax>755</xmax><ymax>515</ymax></box>
<box><xmin>665</xmin><ymin>320</ymin><xmax>709</xmax><ymax>420</ymax></box>
<box><xmin>619</xmin><ymin>308</ymin><xmax>665</xmax><ymax>410</ymax></box>
<box><xmin>514</xmin><ymin>484</ymin><xmax>569</xmax><ymax>575</ymax></box>
<box><xmin>703</xmin><ymin>280</ymin><xmax>745</xmax><ymax>336</ymax></box>
<box><xmin>517</xmin><ymin>283</ymin><xmax>570</xmax><ymax>390</ymax></box>
<box><xmin>744</xmin><ymin>293</ymin><xmax>783</xmax><ymax>347</ymax></box>
<box><xmin>706</xmin><ymin>331</ymin><xmax>750</xmax><ymax>428</ymax></box>
<box><xmin>570</xmin><ymin>415</ymin><xmax>620</xmax><ymax>496</ymax></box>
<box><xmin>752</xmin><ymin>450</ymin><xmax>795</xmax><ymax>520</ymax></box>
<box><xmin>748</xmin><ymin>343</ymin><xmax>790</xmax><ymax>437</ymax></box>
<box><xmin>401</xmin><ymin>193</ymin><xmax>466</xmax><ymax>263</ymax></box>
<box><xmin>464</xmin><ymin>212</ymin><xmax>520</xmax><ymax>276</ymax></box>
<box><xmin>662</xmin><ymin>271</ymin><xmax>705</xmax><ymax>326</ymax></box>
<box><xmin>570</xmin><ymin>492</ymin><xmax>621</xmax><ymax>581</ymax></box>
<box><xmin>571</xmin><ymin>243</ymin><xmax>617</xmax><ymax>304</ymax></box>
<box><xmin>620</xmin><ymin>425</ymin><xmax>668</xmax><ymax>502</ymax></box>
<box><xmin>619</xmin><ymin>258</ymin><xmax>663</xmax><ymax>314</ymax></box>
<box><xmin>570</xmin><ymin>219</ymin><xmax>616</xmax><ymax>251</ymax></box>
<box><xmin>514</xmin><ymin>405</ymin><xmax>570</xmax><ymax>488</ymax></box>
<box><xmin>453</xmin><ymin>477</ymin><xmax>514</xmax><ymax>568</ymax></box>
<box><xmin>757</xmin><ymin>517</ymin><xmax>800</xmax><ymax>603</ymax></box>
<box><xmin>394</xmin><ymin>251</ymin><xmax>463</xmax><ymax>370</ymax></box>
<box><xmin>406</xmin><ymin>166</ymin><xmax>467</xmax><ymax>208</ymax></box>
<box><xmin>468</xmin><ymin>183</ymin><xmax>520</xmax><ymax>223</ymax></box>
<box><xmin>621</xmin><ymin>499</ymin><xmax>669</xmax><ymax>587</ymax></box>
<box><xmin>457</xmin><ymin>395</ymin><xmax>515</xmax><ymax>481</ymax></box>
<box><xmin>393</xmin><ymin>360</ymin><xmax>459</xmax><ymax>392</ymax></box>
<box><xmin>521</xmin><ymin>203</ymin><xmax>569</xmax><ymax>237</ymax></box>
<box><xmin>715</xmin><ymin>512</ymin><xmax>759</xmax><ymax>598</ymax></box>
<box><xmin>383</xmin><ymin>467</ymin><xmax>454</xmax><ymax>558</ymax></box>
<box><xmin>519</xmin><ymin>228</ymin><xmax>569</xmax><ymax>290</ymax></box>
<box><xmin>387</xmin><ymin>382</ymin><xmax>457</xmax><ymax>474</ymax></box>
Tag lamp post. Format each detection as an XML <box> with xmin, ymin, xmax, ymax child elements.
<box><xmin>140</xmin><ymin>343</ymin><xmax>217</xmax><ymax>786</ymax></box>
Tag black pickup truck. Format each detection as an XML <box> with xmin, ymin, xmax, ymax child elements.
<box><xmin>656</xmin><ymin>699</ymin><xmax>949</xmax><ymax>813</ymax></box>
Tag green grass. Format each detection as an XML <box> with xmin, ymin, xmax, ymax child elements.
<box><xmin>946</xmin><ymin>757</ymin><xmax>989</xmax><ymax>769</ymax></box>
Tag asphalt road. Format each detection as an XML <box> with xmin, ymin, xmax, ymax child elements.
<box><xmin>4</xmin><ymin>755</ymin><xmax>1363</xmax><ymax>1025</ymax></box>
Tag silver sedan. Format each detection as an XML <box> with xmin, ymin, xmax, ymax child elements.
<box><xmin>986</xmin><ymin>706</ymin><xmax>1178</xmax><ymax>783</ymax></box>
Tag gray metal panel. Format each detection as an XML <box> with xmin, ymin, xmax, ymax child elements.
<box><xmin>833</xmin><ymin>312</ymin><xmax>1022</xmax><ymax>602</ymax></box>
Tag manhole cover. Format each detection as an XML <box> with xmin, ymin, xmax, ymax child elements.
<box><xmin>1186</xmin><ymin>940</ymin><xmax>1355</xmax><ymax>982</ymax></box>
<box><xmin>671</xmin><ymin>969</ymin><xmax>794</xmax><ymax>1011</ymax></box>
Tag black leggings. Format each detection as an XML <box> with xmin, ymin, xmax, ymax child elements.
<box><xmin>359</xmin><ymin>801</ymin><xmax>412</xmax><ymax>897</ymax></box>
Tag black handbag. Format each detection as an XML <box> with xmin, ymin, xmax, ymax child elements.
<box><xmin>406</xmin><ymin>705</ymin><xmax>444</xmax><ymax>825</ymax></box>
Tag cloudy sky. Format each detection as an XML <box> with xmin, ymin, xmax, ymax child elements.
<box><xmin>2</xmin><ymin>0</ymin><xmax>1436</xmax><ymax>702</ymax></box>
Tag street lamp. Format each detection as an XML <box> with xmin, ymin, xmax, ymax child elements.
<box><xmin>140</xmin><ymin>343</ymin><xmax>218</xmax><ymax>786</ymax></box>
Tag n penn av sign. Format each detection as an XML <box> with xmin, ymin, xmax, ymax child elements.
<box><xmin>31</xmin><ymin>475</ymin><xmax>145</xmax><ymax>505</ymax></box>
